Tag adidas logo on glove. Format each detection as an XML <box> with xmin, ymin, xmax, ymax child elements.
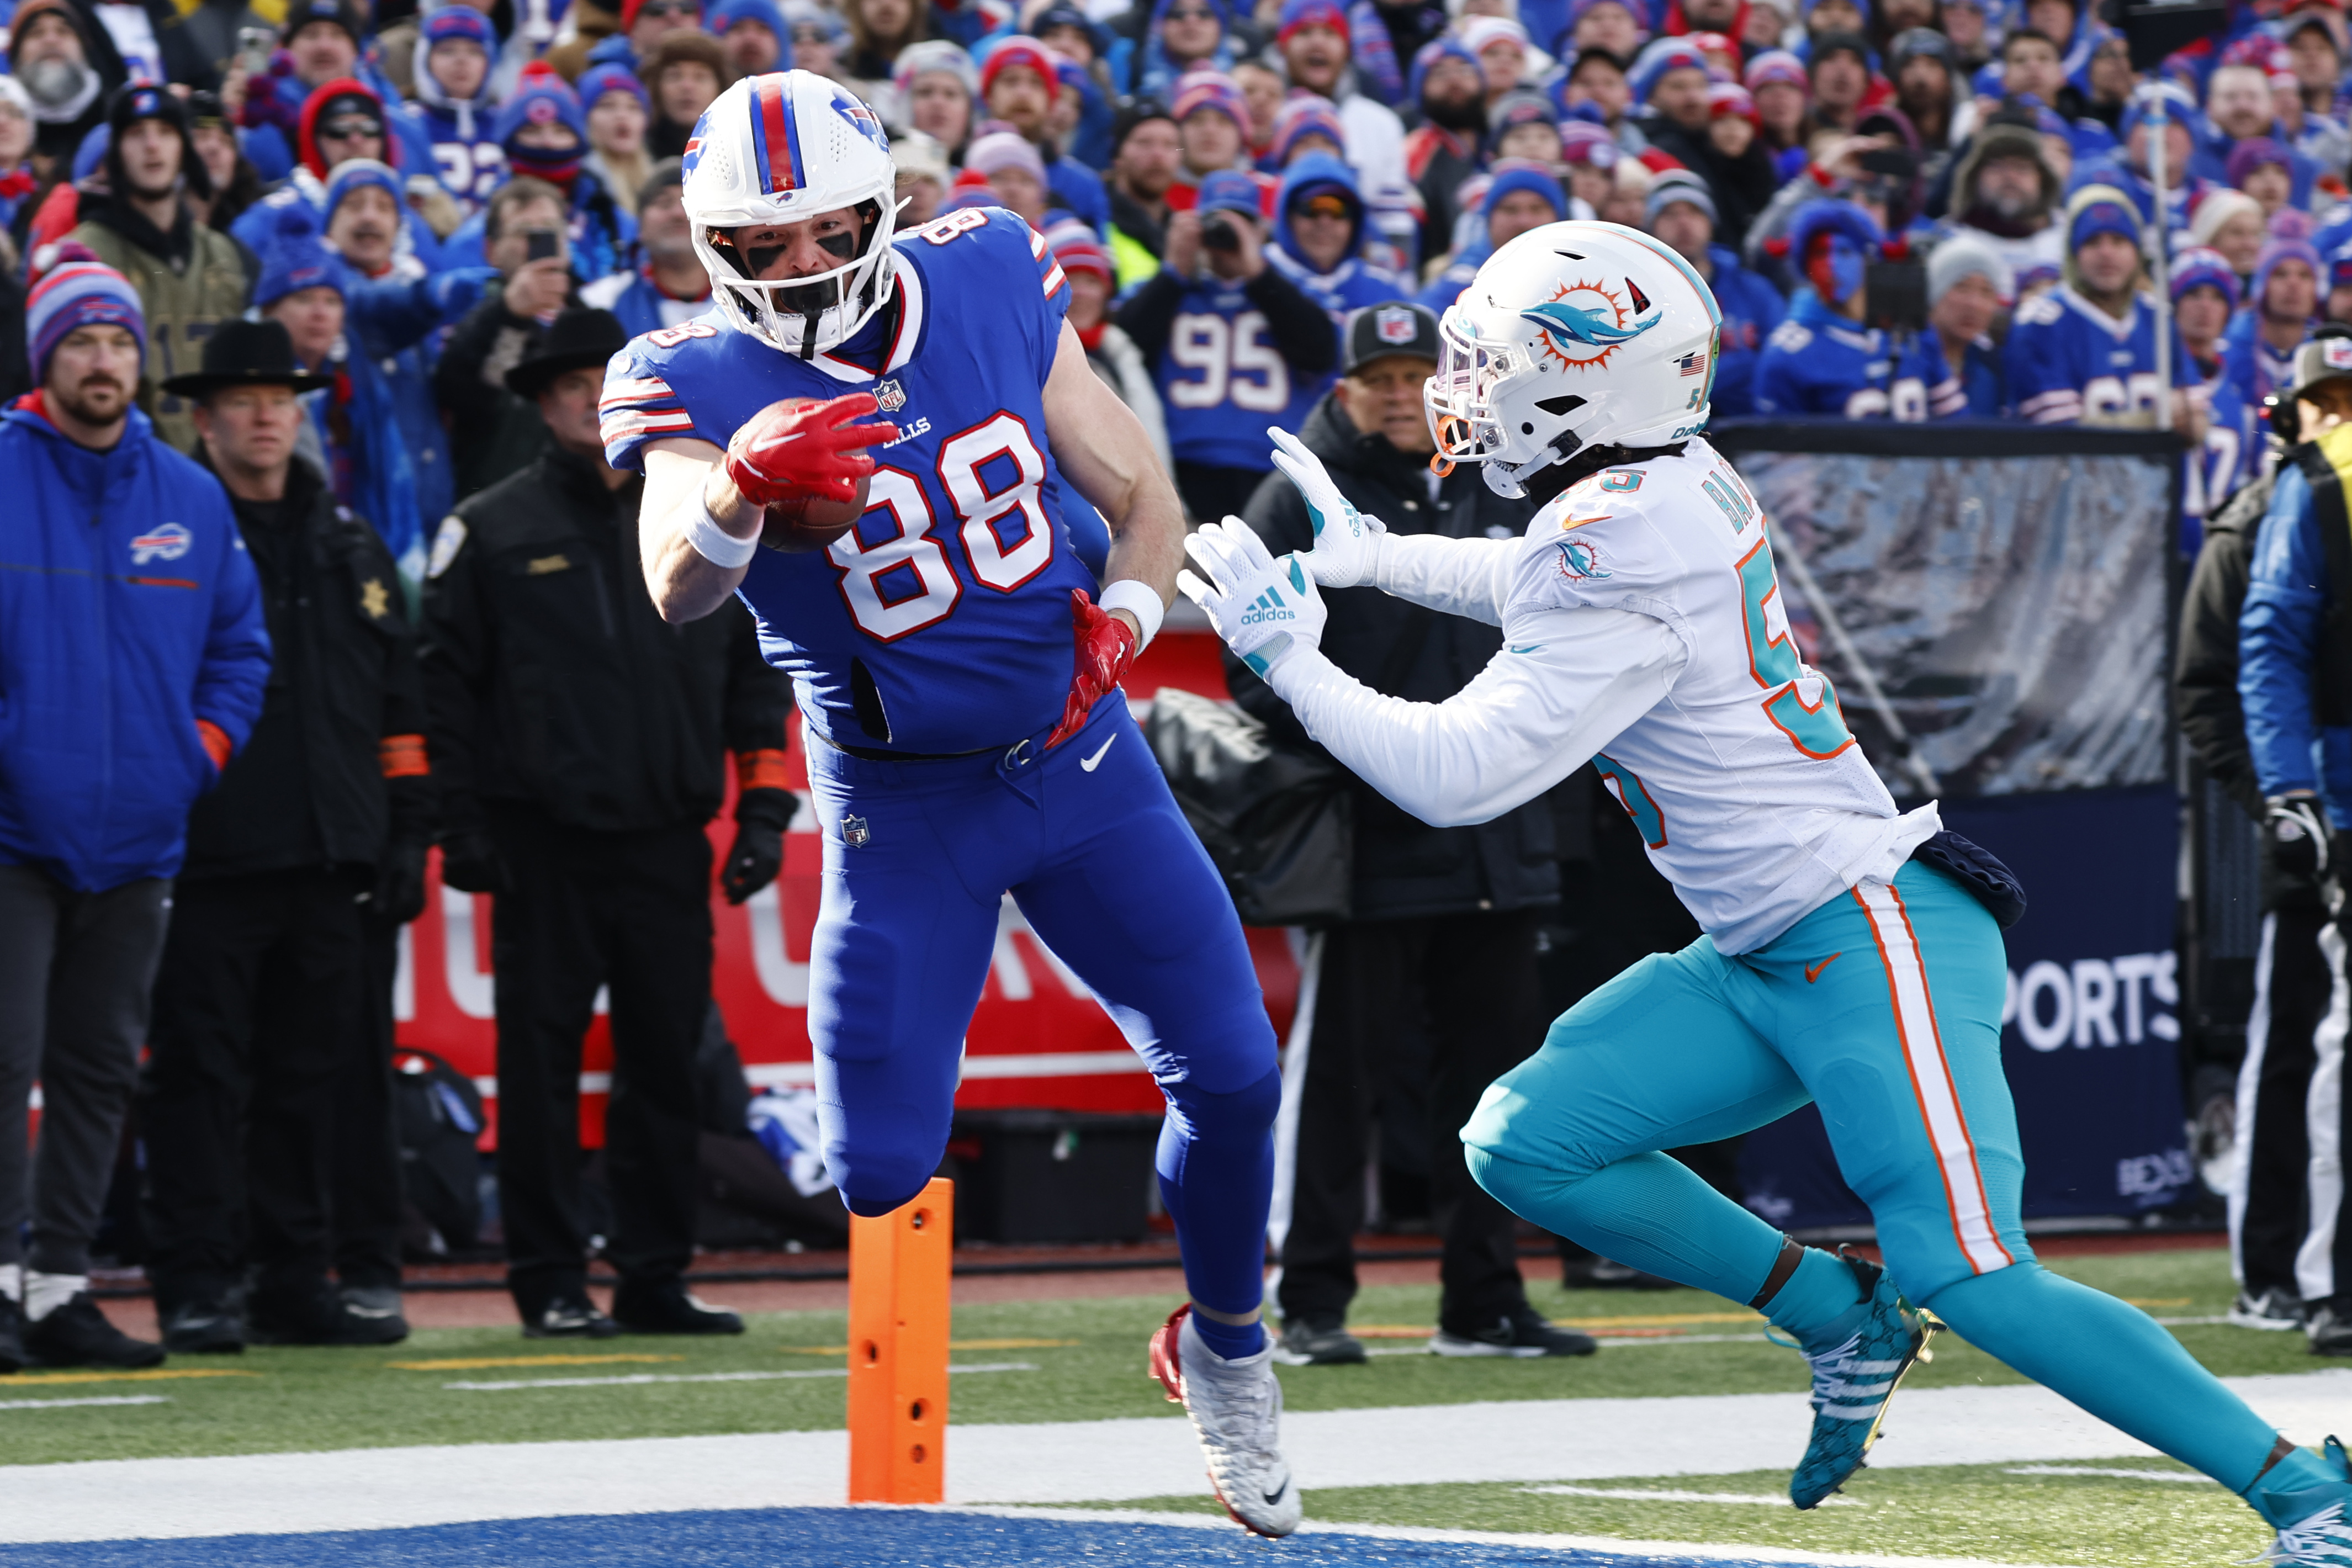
<box><xmin>1239</xmin><ymin>588</ymin><xmax>1299</xmax><ymax>627</ymax></box>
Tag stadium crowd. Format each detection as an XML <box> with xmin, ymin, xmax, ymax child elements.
<box><xmin>6</xmin><ymin>0</ymin><xmax>2352</xmax><ymax>1371</ymax></box>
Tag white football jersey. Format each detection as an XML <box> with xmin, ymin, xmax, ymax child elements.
<box><xmin>1502</xmin><ymin>437</ymin><xmax>1938</xmax><ymax>952</ymax></box>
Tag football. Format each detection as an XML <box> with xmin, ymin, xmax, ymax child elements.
<box><xmin>758</xmin><ymin>472</ymin><xmax>872</xmax><ymax>553</ymax></box>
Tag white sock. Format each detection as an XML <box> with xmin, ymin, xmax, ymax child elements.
<box><xmin>0</xmin><ymin>1264</ymin><xmax>19</xmax><ymax>1304</ymax></box>
<box><xmin>24</xmin><ymin>1271</ymin><xmax>87</xmax><ymax>1322</ymax></box>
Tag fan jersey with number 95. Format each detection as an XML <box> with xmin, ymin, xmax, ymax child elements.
<box><xmin>600</xmin><ymin>205</ymin><xmax>1101</xmax><ymax>754</ymax></box>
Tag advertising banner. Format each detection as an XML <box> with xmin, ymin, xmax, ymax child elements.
<box><xmin>1712</xmin><ymin>424</ymin><xmax>2191</xmax><ymax>1227</ymax></box>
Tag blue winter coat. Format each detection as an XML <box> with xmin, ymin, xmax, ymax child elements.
<box><xmin>1702</xmin><ymin>245</ymin><xmax>1787</xmax><ymax>420</ymax></box>
<box><xmin>0</xmin><ymin>401</ymin><xmax>270</xmax><ymax>891</ymax></box>
<box><xmin>2240</xmin><ymin>459</ymin><xmax>2352</xmax><ymax>827</ymax></box>
<box><xmin>343</xmin><ymin>266</ymin><xmax>496</xmax><ymax>581</ymax></box>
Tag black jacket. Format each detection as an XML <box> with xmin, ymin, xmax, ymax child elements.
<box><xmin>183</xmin><ymin>454</ymin><xmax>431</xmax><ymax>878</ymax></box>
<box><xmin>432</xmin><ymin>279</ymin><xmax>571</xmax><ymax>501</ymax></box>
<box><xmin>1223</xmin><ymin>391</ymin><xmax>1559</xmax><ymax>921</ymax></box>
<box><xmin>2176</xmin><ymin>465</ymin><xmax>2318</xmax><ymax>911</ymax></box>
<box><xmin>420</xmin><ymin>442</ymin><xmax>793</xmax><ymax>838</ymax></box>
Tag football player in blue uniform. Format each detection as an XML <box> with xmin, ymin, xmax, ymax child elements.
<box><xmin>605</xmin><ymin>71</ymin><xmax>1299</xmax><ymax>1537</ymax></box>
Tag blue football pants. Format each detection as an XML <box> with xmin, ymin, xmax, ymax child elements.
<box><xmin>803</xmin><ymin>693</ymin><xmax>1279</xmax><ymax>1328</ymax></box>
<box><xmin>1466</xmin><ymin>863</ymin><xmax>2289</xmax><ymax>1495</ymax></box>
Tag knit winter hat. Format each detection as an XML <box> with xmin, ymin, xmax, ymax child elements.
<box><xmin>27</xmin><ymin>250</ymin><xmax>145</xmax><ymax>381</ymax></box>
<box><xmin>893</xmin><ymin>39</ymin><xmax>979</xmax><ymax>98</ymax></box>
<box><xmin>2226</xmin><ymin>135</ymin><xmax>2292</xmax><ymax>189</ymax></box>
<box><xmin>575</xmin><ymin>62</ymin><xmax>649</xmax><ymax>112</ymax></box>
<box><xmin>2170</xmin><ymin>245</ymin><xmax>2241</xmax><ymax>308</ymax></box>
<box><xmin>2067</xmin><ymin>187</ymin><xmax>2141</xmax><ymax>253</ymax></box>
<box><xmin>1273</xmin><ymin>94</ymin><xmax>1349</xmax><ymax>161</ymax></box>
<box><xmin>324</xmin><ymin>156</ymin><xmax>400</xmax><ymax>218</ymax></box>
<box><xmin>1045</xmin><ymin>218</ymin><xmax>1112</xmax><ymax>280</ymax></box>
<box><xmin>2254</xmin><ymin>235</ymin><xmax>2323</xmax><ymax>306</ymax></box>
<box><xmin>1743</xmin><ymin>48</ymin><xmax>1809</xmax><ymax>91</ymax></box>
<box><xmin>423</xmin><ymin>6</ymin><xmax>497</xmax><ymax>52</ymax></box>
<box><xmin>1171</xmin><ymin>68</ymin><xmax>1248</xmax><ymax>131</ymax></box>
<box><xmin>1645</xmin><ymin>168</ymin><xmax>1716</xmax><ymax>225</ymax></box>
<box><xmin>982</xmin><ymin>37</ymin><xmax>1063</xmax><ymax>103</ymax></box>
<box><xmin>965</xmin><ymin>128</ymin><xmax>1048</xmax><ymax>182</ymax></box>
<box><xmin>1278</xmin><ymin>0</ymin><xmax>1349</xmax><ymax>44</ymax></box>
<box><xmin>253</xmin><ymin>216</ymin><xmax>349</xmax><ymax>309</ymax></box>
<box><xmin>1928</xmin><ymin>232</ymin><xmax>2015</xmax><ymax>306</ymax></box>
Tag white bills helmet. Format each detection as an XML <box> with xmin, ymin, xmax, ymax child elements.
<box><xmin>1426</xmin><ymin>220</ymin><xmax>1723</xmax><ymax>497</ymax></box>
<box><xmin>683</xmin><ymin>70</ymin><xmax>902</xmax><ymax>359</ymax></box>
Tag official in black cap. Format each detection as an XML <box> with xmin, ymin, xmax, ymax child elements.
<box><xmin>141</xmin><ymin>319</ymin><xmax>431</xmax><ymax>1353</ymax></box>
<box><xmin>420</xmin><ymin>309</ymin><xmax>798</xmax><ymax>1338</ymax></box>
<box><xmin>1222</xmin><ymin>301</ymin><xmax>1591</xmax><ymax>1366</ymax></box>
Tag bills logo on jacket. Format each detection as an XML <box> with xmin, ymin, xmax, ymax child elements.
<box><xmin>130</xmin><ymin>522</ymin><xmax>193</xmax><ymax>564</ymax></box>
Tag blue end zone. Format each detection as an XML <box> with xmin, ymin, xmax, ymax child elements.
<box><xmin>0</xmin><ymin>1509</ymin><xmax>1820</xmax><ymax>1568</ymax></box>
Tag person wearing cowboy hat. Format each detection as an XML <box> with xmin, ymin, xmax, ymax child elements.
<box><xmin>139</xmin><ymin>317</ymin><xmax>431</xmax><ymax>1355</ymax></box>
<box><xmin>418</xmin><ymin>308</ymin><xmax>797</xmax><ymax>1339</ymax></box>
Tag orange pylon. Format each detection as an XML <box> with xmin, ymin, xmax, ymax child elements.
<box><xmin>846</xmin><ymin>1177</ymin><xmax>953</xmax><ymax>1503</ymax></box>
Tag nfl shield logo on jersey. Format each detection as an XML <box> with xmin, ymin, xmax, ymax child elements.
<box><xmin>841</xmin><ymin>814</ymin><xmax>871</xmax><ymax>847</ymax></box>
<box><xmin>875</xmin><ymin>379</ymin><xmax>907</xmax><ymax>414</ymax></box>
<box><xmin>1375</xmin><ymin>308</ymin><xmax>1416</xmax><ymax>345</ymax></box>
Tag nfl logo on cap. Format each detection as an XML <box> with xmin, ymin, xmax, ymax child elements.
<box><xmin>2327</xmin><ymin>340</ymin><xmax>2352</xmax><ymax>371</ymax></box>
<box><xmin>1376</xmin><ymin>308</ymin><xmax>1416</xmax><ymax>345</ymax></box>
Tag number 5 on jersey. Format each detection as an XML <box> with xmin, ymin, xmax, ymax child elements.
<box><xmin>1734</xmin><ymin>535</ymin><xmax>1856</xmax><ymax>760</ymax></box>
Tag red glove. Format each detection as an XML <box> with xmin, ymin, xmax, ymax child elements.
<box><xmin>723</xmin><ymin>392</ymin><xmax>899</xmax><ymax>512</ymax></box>
<box><xmin>1046</xmin><ymin>589</ymin><xmax>1139</xmax><ymax>750</ymax></box>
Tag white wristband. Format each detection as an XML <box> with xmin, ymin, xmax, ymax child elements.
<box><xmin>1099</xmin><ymin>579</ymin><xmax>1164</xmax><ymax>651</ymax></box>
<box><xmin>682</xmin><ymin>492</ymin><xmax>759</xmax><ymax>570</ymax></box>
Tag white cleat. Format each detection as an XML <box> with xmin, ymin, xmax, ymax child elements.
<box><xmin>1148</xmin><ymin>1304</ymin><xmax>1303</xmax><ymax>1538</ymax></box>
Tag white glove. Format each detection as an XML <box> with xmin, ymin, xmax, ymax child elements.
<box><xmin>1268</xmin><ymin>426</ymin><xmax>1387</xmax><ymax>589</ymax></box>
<box><xmin>1177</xmin><ymin>518</ymin><xmax>1327</xmax><ymax>678</ymax></box>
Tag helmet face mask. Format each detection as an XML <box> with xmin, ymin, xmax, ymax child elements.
<box><xmin>1422</xmin><ymin>220</ymin><xmax>1723</xmax><ymax>496</ymax></box>
<box><xmin>683</xmin><ymin>71</ymin><xmax>903</xmax><ymax>359</ymax></box>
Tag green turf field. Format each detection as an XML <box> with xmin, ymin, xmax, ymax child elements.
<box><xmin>2</xmin><ymin>1246</ymin><xmax>2332</xmax><ymax>1565</ymax></box>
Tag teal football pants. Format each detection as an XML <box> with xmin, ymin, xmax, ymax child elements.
<box><xmin>1465</xmin><ymin>862</ymin><xmax>2289</xmax><ymax>1495</ymax></box>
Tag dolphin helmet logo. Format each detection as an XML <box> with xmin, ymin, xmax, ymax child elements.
<box><xmin>1519</xmin><ymin>278</ymin><xmax>1661</xmax><ymax>371</ymax></box>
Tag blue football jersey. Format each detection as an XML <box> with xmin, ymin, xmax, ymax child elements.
<box><xmin>602</xmin><ymin>205</ymin><xmax>1103</xmax><ymax>755</ymax></box>
<box><xmin>2004</xmin><ymin>284</ymin><xmax>2197</xmax><ymax>426</ymax></box>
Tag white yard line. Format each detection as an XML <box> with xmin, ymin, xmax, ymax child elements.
<box><xmin>0</xmin><ymin>1370</ymin><xmax>2344</xmax><ymax>1545</ymax></box>
<box><xmin>940</xmin><ymin>1505</ymin><xmax>2073</xmax><ymax>1568</ymax></box>
<box><xmin>1522</xmin><ymin>1485</ymin><xmax>1861</xmax><ymax>1506</ymax></box>
<box><xmin>442</xmin><ymin>1362</ymin><xmax>1036</xmax><ymax>1392</ymax></box>
<box><xmin>2003</xmin><ymin>1466</ymin><xmax>2208</xmax><ymax>1483</ymax></box>
<box><xmin>0</xmin><ymin>1396</ymin><xmax>170</xmax><ymax>1413</ymax></box>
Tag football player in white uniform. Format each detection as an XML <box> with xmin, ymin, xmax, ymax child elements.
<box><xmin>1180</xmin><ymin>220</ymin><xmax>2352</xmax><ymax>1558</ymax></box>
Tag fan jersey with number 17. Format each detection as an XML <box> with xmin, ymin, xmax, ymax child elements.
<box><xmin>600</xmin><ymin>205</ymin><xmax>1099</xmax><ymax>755</ymax></box>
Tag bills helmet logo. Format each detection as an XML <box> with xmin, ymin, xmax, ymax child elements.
<box><xmin>832</xmin><ymin>93</ymin><xmax>886</xmax><ymax>149</ymax></box>
<box><xmin>841</xmin><ymin>814</ymin><xmax>871</xmax><ymax>847</ymax></box>
<box><xmin>130</xmin><ymin>522</ymin><xmax>193</xmax><ymax>564</ymax></box>
<box><xmin>875</xmin><ymin>379</ymin><xmax>906</xmax><ymax>413</ymax></box>
<box><xmin>1374</xmin><ymin>306</ymin><xmax>1417</xmax><ymax>345</ymax></box>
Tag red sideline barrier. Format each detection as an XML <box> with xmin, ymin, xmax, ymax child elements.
<box><xmin>392</xmin><ymin>631</ymin><xmax>1298</xmax><ymax>1145</ymax></box>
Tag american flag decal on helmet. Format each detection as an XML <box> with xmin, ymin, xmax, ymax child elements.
<box><xmin>1676</xmin><ymin>350</ymin><xmax>1707</xmax><ymax>377</ymax></box>
<box><xmin>746</xmin><ymin>75</ymin><xmax>803</xmax><ymax>195</ymax></box>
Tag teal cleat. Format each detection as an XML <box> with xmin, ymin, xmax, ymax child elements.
<box><xmin>1787</xmin><ymin>1251</ymin><xmax>1938</xmax><ymax>1511</ymax></box>
<box><xmin>2255</xmin><ymin>1437</ymin><xmax>2352</xmax><ymax>1566</ymax></box>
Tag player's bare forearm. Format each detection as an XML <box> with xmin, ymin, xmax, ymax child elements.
<box><xmin>642</xmin><ymin>440</ymin><xmax>761</xmax><ymax>623</ymax></box>
<box><xmin>1042</xmin><ymin>319</ymin><xmax>1181</xmax><ymax>634</ymax></box>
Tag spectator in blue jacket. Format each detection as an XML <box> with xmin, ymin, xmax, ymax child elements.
<box><xmin>581</xmin><ymin>160</ymin><xmax>708</xmax><ymax>339</ymax></box>
<box><xmin>2237</xmin><ymin>325</ymin><xmax>2352</xmax><ymax>1358</ymax></box>
<box><xmin>437</xmin><ymin>70</ymin><xmax>634</xmax><ymax>289</ymax></box>
<box><xmin>0</xmin><ymin>256</ymin><xmax>269</xmax><ymax>1373</ymax></box>
<box><xmin>1267</xmin><ymin>151</ymin><xmax>1397</xmax><ymax>433</ymax></box>
<box><xmin>1417</xmin><ymin>161</ymin><xmax>1566</xmax><ymax>313</ymax></box>
<box><xmin>1643</xmin><ymin>171</ymin><xmax>1786</xmax><ymax>419</ymax></box>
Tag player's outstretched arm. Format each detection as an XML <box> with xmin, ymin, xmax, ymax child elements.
<box><xmin>1180</xmin><ymin>520</ymin><xmax>1683</xmax><ymax>828</ymax></box>
<box><xmin>1267</xmin><ymin>428</ymin><xmax>1517</xmax><ymax>624</ymax></box>
<box><xmin>1041</xmin><ymin>319</ymin><xmax>1183</xmax><ymax>634</ymax></box>
<box><xmin>640</xmin><ymin>438</ymin><xmax>761</xmax><ymax>624</ymax></box>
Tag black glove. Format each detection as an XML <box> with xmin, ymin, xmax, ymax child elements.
<box><xmin>439</xmin><ymin>831</ymin><xmax>512</xmax><ymax>897</ymax></box>
<box><xmin>2266</xmin><ymin>791</ymin><xmax>2332</xmax><ymax>881</ymax></box>
<box><xmin>373</xmin><ymin>838</ymin><xmax>430</xmax><ymax>925</ymax></box>
<box><xmin>722</xmin><ymin>787</ymin><xmax>796</xmax><ymax>905</ymax></box>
